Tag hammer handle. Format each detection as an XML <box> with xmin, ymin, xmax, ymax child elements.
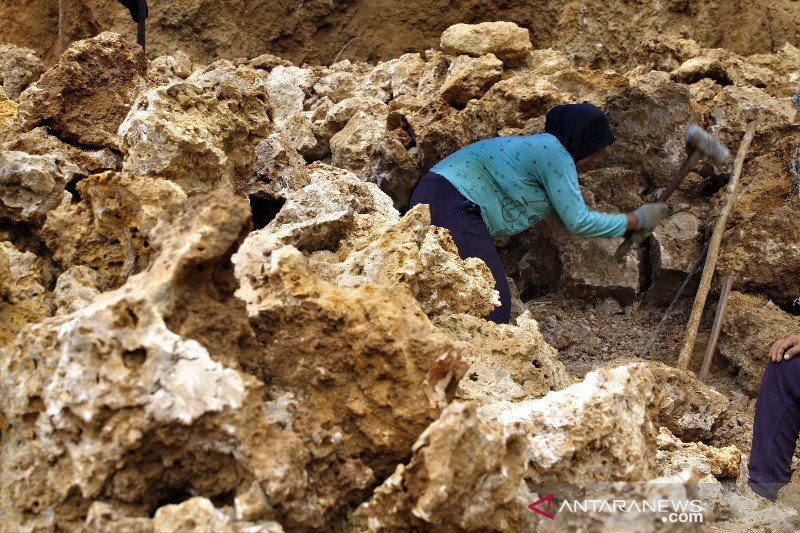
<box><xmin>613</xmin><ymin>150</ymin><xmax>702</xmax><ymax>261</ymax></box>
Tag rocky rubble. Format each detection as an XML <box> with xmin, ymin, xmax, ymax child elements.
<box><xmin>0</xmin><ymin>17</ymin><xmax>799</xmax><ymax>532</ymax></box>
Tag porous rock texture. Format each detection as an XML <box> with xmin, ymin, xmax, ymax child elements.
<box><xmin>119</xmin><ymin>68</ymin><xmax>273</xmax><ymax>195</ymax></box>
<box><xmin>0</xmin><ymin>43</ymin><xmax>44</xmax><ymax>100</ymax></box>
<box><xmin>16</xmin><ymin>32</ymin><xmax>149</xmax><ymax>148</ymax></box>
<box><xmin>0</xmin><ymin>240</ymin><xmax>53</xmax><ymax>346</ymax></box>
<box><xmin>0</xmin><ymin>150</ymin><xmax>81</xmax><ymax>225</ymax></box>
<box><xmin>352</xmin><ymin>362</ymin><xmax>662</xmax><ymax>530</ymax></box>
<box><xmin>41</xmin><ymin>171</ymin><xmax>187</xmax><ymax>292</ymax></box>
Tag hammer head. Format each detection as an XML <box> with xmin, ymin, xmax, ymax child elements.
<box><xmin>685</xmin><ymin>124</ymin><xmax>730</xmax><ymax>163</ymax></box>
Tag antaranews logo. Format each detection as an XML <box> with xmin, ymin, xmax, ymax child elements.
<box><xmin>527</xmin><ymin>494</ymin><xmax>556</xmax><ymax>519</ymax></box>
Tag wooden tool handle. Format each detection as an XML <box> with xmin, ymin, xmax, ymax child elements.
<box><xmin>676</xmin><ymin>121</ymin><xmax>757</xmax><ymax>371</ymax></box>
<box><xmin>613</xmin><ymin>150</ymin><xmax>701</xmax><ymax>262</ymax></box>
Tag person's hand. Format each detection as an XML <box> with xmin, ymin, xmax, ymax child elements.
<box><xmin>769</xmin><ymin>334</ymin><xmax>800</xmax><ymax>362</ymax></box>
<box><xmin>631</xmin><ymin>203</ymin><xmax>669</xmax><ymax>233</ymax></box>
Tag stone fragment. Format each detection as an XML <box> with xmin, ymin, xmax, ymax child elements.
<box><xmin>362</xmin><ymin>53</ymin><xmax>426</xmax><ymax>102</ymax></box>
<box><xmin>479</xmin><ymin>362</ymin><xmax>660</xmax><ymax>483</ymax></box>
<box><xmin>0</xmin><ymin>43</ymin><xmax>45</xmax><ymax>100</ymax></box>
<box><xmin>247</xmin><ymin>132</ymin><xmax>310</xmax><ymax>200</ymax></box>
<box><xmin>0</xmin><ymin>241</ymin><xmax>53</xmax><ymax>346</ymax></box>
<box><xmin>648</xmin><ymin>207</ymin><xmax>706</xmax><ymax>304</ymax></box>
<box><xmin>0</xmin><ymin>150</ymin><xmax>80</xmax><ymax>225</ymax></box>
<box><xmin>313</xmin><ymin>69</ymin><xmax>361</xmax><ymax>103</ymax></box>
<box><xmin>438</xmin><ymin>54</ymin><xmax>503</xmax><ymax>108</ymax></box>
<box><xmin>54</xmin><ymin>265</ymin><xmax>101</xmax><ymax>316</ymax></box>
<box><xmin>719</xmin><ymin>291</ymin><xmax>799</xmax><ymax>396</ymax></box>
<box><xmin>281</xmin><ymin>113</ymin><xmax>325</xmax><ymax>160</ymax></box>
<box><xmin>319</xmin><ymin>96</ymin><xmax>387</xmax><ymax>142</ymax></box>
<box><xmin>633</xmin><ymin>36</ymin><xmax>703</xmax><ymax>72</ymax></box>
<box><xmin>0</xmin><ymin>86</ymin><xmax>17</xmax><ymax>143</ymax></box>
<box><xmin>42</xmin><ymin>171</ymin><xmax>187</xmax><ymax>291</ymax></box>
<box><xmin>329</xmin><ymin>109</ymin><xmax>419</xmax><ymax>206</ymax></box>
<box><xmin>17</xmin><ymin>32</ymin><xmax>148</xmax><ymax>148</ymax></box>
<box><xmin>671</xmin><ymin>56</ymin><xmax>730</xmax><ymax>85</ymax></box>
<box><xmin>433</xmin><ymin>312</ymin><xmax>571</xmax><ymax>403</ymax></box>
<box><xmin>148</xmin><ymin>50</ymin><xmax>196</xmax><ymax>83</ymax></box>
<box><xmin>634</xmin><ymin>360</ymin><xmax>729</xmax><ymax>441</ymax></box>
<box><xmin>440</xmin><ymin>22</ymin><xmax>532</xmax><ymax>67</ymax></box>
<box><xmin>657</xmin><ymin>427</ymin><xmax>741</xmax><ymax>480</ymax></box>
<box><xmin>3</xmin><ymin>127</ymin><xmax>122</xmax><ymax>175</ymax></box>
<box><xmin>119</xmin><ymin>69</ymin><xmax>272</xmax><ymax>195</ymax></box>
<box><xmin>350</xmin><ymin>402</ymin><xmax>533</xmax><ymax>532</ymax></box>
<box><xmin>265</xmin><ymin>65</ymin><xmax>314</xmax><ymax>128</ymax></box>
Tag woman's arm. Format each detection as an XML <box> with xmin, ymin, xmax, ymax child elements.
<box><xmin>540</xmin><ymin>158</ymin><xmax>629</xmax><ymax>238</ymax></box>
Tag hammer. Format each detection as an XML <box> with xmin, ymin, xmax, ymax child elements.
<box><xmin>613</xmin><ymin>124</ymin><xmax>730</xmax><ymax>261</ymax></box>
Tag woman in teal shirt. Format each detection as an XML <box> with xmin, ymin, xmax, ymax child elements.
<box><xmin>410</xmin><ymin>103</ymin><xmax>667</xmax><ymax>323</ymax></box>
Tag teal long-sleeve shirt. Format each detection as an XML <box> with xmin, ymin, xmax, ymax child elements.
<box><xmin>429</xmin><ymin>133</ymin><xmax>628</xmax><ymax>238</ymax></box>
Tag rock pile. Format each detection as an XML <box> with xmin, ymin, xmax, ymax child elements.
<box><xmin>1</xmin><ymin>19</ymin><xmax>799</xmax><ymax>531</ymax></box>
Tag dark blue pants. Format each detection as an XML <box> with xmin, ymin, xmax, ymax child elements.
<box><xmin>409</xmin><ymin>172</ymin><xmax>511</xmax><ymax>324</ymax></box>
<box><xmin>748</xmin><ymin>355</ymin><xmax>800</xmax><ymax>501</ymax></box>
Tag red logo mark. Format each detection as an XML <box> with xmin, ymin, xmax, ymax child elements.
<box><xmin>528</xmin><ymin>494</ymin><xmax>556</xmax><ymax>519</ymax></box>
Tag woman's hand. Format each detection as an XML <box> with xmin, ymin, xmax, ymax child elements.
<box><xmin>769</xmin><ymin>334</ymin><xmax>800</xmax><ymax>362</ymax></box>
<box><xmin>630</xmin><ymin>203</ymin><xmax>669</xmax><ymax>233</ymax></box>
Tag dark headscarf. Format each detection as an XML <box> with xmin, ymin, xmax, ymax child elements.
<box><xmin>544</xmin><ymin>103</ymin><xmax>616</xmax><ymax>162</ymax></box>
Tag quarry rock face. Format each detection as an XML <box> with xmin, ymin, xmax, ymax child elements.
<box><xmin>1</xmin><ymin>15</ymin><xmax>799</xmax><ymax>531</ymax></box>
<box><xmin>440</xmin><ymin>22</ymin><xmax>532</xmax><ymax>67</ymax></box>
<box><xmin>17</xmin><ymin>32</ymin><xmax>148</xmax><ymax>148</ymax></box>
<box><xmin>719</xmin><ymin>291</ymin><xmax>799</xmax><ymax>396</ymax></box>
<box><xmin>0</xmin><ymin>150</ymin><xmax>80</xmax><ymax>225</ymax></box>
<box><xmin>119</xmin><ymin>68</ymin><xmax>273</xmax><ymax>195</ymax></box>
<box><xmin>0</xmin><ymin>43</ymin><xmax>44</xmax><ymax>100</ymax></box>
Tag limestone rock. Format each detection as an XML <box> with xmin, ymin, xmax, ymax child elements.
<box><xmin>714</xmin><ymin>154</ymin><xmax>800</xmax><ymax>304</ymax></box>
<box><xmin>657</xmin><ymin>427</ymin><xmax>741</xmax><ymax>479</ymax></box>
<box><xmin>313</xmin><ymin>68</ymin><xmax>362</xmax><ymax>103</ymax></box>
<box><xmin>119</xmin><ymin>69</ymin><xmax>272</xmax><ymax>195</ymax></box>
<box><xmin>0</xmin><ymin>241</ymin><xmax>53</xmax><ymax>346</ymax></box>
<box><xmin>247</xmin><ymin>132</ymin><xmax>310</xmax><ymax>200</ymax></box>
<box><xmin>42</xmin><ymin>171</ymin><xmax>187</xmax><ymax>291</ymax></box>
<box><xmin>237</xmin><ymin>245</ymin><xmax>466</xmax><ymax>521</ymax></box>
<box><xmin>604</xmin><ymin>70</ymin><xmax>698</xmax><ymax>187</ymax></box>
<box><xmin>149</xmin><ymin>51</ymin><xmax>197</xmax><ymax>83</ymax></box>
<box><xmin>0</xmin><ymin>150</ymin><xmax>80</xmax><ymax>225</ymax></box>
<box><xmin>362</xmin><ymin>53</ymin><xmax>426</xmax><ymax>102</ymax></box>
<box><xmin>671</xmin><ymin>56</ymin><xmax>729</xmax><ymax>85</ymax></box>
<box><xmin>329</xmin><ymin>108</ymin><xmax>419</xmax><ymax>206</ymax></box>
<box><xmin>281</xmin><ymin>113</ymin><xmax>325</xmax><ymax>160</ymax></box>
<box><xmin>265</xmin><ymin>65</ymin><xmax>314</xmax><ymax>128</ymax></box>
<box><xmin>236</xmin><ymin>163</ymin><xmax>497</xmax><ymax>319</ymax></box>
<box><xmin>633</xmin><ymin>36</ymin><xmax>703</xmax><ymax>72</ymax></box>
<box><xmin>438</xmin><ymin>54</ymin><xmax>503</xmax><ymax>108</ymax></box>
<box><xmin>648</xmin><ymin>207</ymin><xmax>706</xmax><ymax>304</ymax></box>
<box><xmin>478</xmin><ymin>362</ymin><xmax>660</xmax><ymax>484</ymax></box>
<box><xmin>0</xmin><ymin>86</ymin><xmax>17</xmax><ymax>143</ymax></box>
<box><xmin>440</xmin><ymin>22</ymin><xmax>532</xmax><ymax>68</ymax></box>
<box><xmin>3</xmin><ymin>127</ymin><xmax>122</xmax><ymax>176</ymax></box>
<box><xmin>719</xmin><ymin>291</ymin><xmax>799</xmax><ymax>396</ymax></box>
<box><xmin>152</xmin><ymin>497</ymin><xmax>284</xmax><ymax>533</ymax></box>
<box><xmin>636</xmin><ymin>360</ymin><xmax>729</xmax><ymax>441</ymax></box>
<box><xmin>54</xmin><ymin>266</ymin><xmax>101</xmax><ymax>316</ymax></box>
<box><xmin>350</xmin><ymin>402</ymin><xmax>533</xmax><ymax>532</ymax></box>
<box><xmin>0</xmin><ymin>43</ymin><xmax>45</xmax><ymax>100</ymax></box>
<box><xmin>433</xmin><ymin>312</ymin><xmax>571</xmax><ymax>403</ymax></box>
<box><xmin>17</xmin><ymin>32</ymin><xmax>148</xmax><ymax>148</ymax></box>
<box><xmin>319</xmin><ymin>96</ymin><xmax>387</xmax><ymax>142</ymax></box>
<box><xmin>0</xmin><ymin>189</ymin><xmax>316</xmax><ymax>531</ymax></box>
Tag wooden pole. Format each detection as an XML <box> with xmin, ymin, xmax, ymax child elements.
<box><xmin>58</xmin><ymin>0</ymin><xmax>65</xmax><ymax>56</ymax></box>
<box><xmin>698</xmin><ymin>275</ymin><xmax>734</xmax><ymax>381</ymax></box>
<box><xmin>677</xmin><ymin>121</ymin><xmax>757</xmax><ymax>371</ymax></box>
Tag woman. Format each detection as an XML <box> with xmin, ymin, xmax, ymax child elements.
<box><xmin>409</xmin><ymin>103</ymin><xmax>667</xmax><ymax>324</ymax></box>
